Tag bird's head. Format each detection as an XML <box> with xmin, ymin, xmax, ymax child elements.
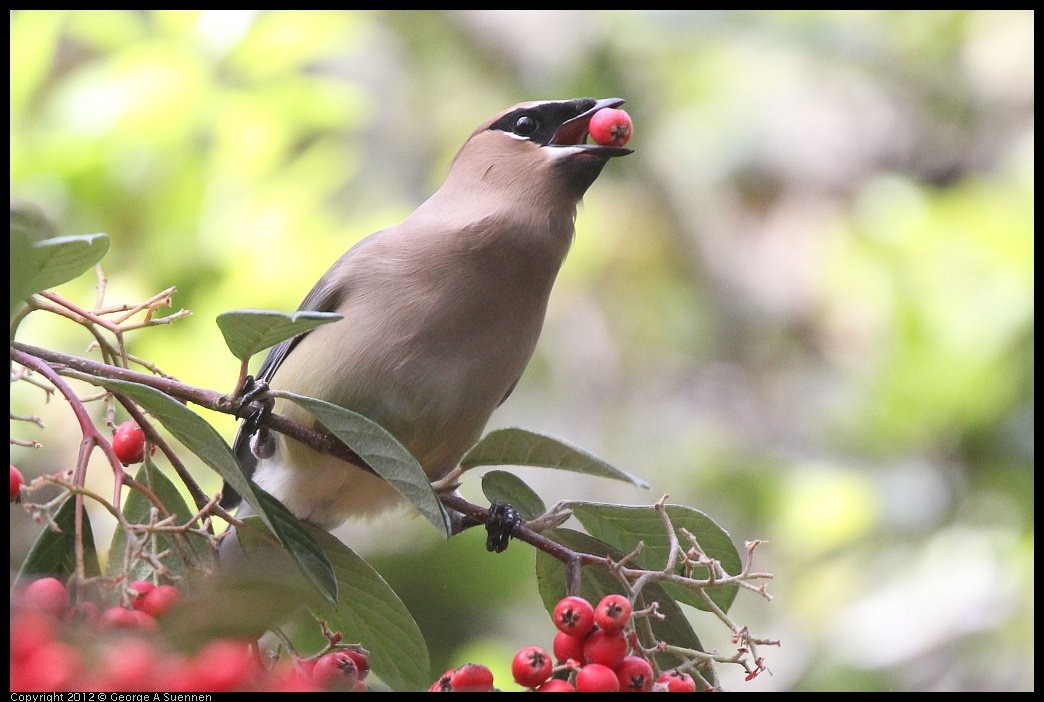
<box><xmin>446</xmin><ymin>98</ymin><xmax>633</xmax><ymax>207</ymax></box>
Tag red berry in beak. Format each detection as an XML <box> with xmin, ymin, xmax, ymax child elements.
<box><xmin>589</xmin><ymin>108</ymin><xmax>632</xmax><ymax>147</ymax></box>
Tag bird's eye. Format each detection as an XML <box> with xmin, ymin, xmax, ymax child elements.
<box><xmin>514</xmin><ymin>115</ymin><xmax>538</xmax><ymax>136</ymax></box>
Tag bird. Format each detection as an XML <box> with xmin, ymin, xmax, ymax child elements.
<box><xmin>221</xmin><ymin>97</ymin><xmax>632</xmax><ymax>533</ymax></box>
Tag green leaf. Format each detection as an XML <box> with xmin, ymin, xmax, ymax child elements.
<box><xmin>16</xmin><ymin>497</ymin><xmax>102</xmax><ymax>584</ymax></box>
<box><xmin>282</xmin><ymin>393</ymin><xmax>452</xmax><ymax>538</ymax></box>
<box><xmin>247</xmin><ymin>485</ymin><xmax>338</xmax><ymax>602</ymax></box>
<box><xmin>535</xmin><ymin>528</ymin><xmax>709</xmax><ymax>676</ymax></box>
<box><xmin>216</xmin><ymin>309</ymin><xmax>343</xmax><ymax>362</ymax></box>
<box><xmin>566</xmin><ymin>502</ymin><xmax>741</xmax><ymax>614</ymax></box>
<box><xmin>306</xmin><ymin>525</ymin><xmax>431</xmax><ymax>692</ymax></box>
<box><xmin>74</xmin><ymin>374</ymin><xmax>337</xmax><ymax>603</ymax></box>
<box><xmin>21</xmin><ymin>233</ymin><xmax>110</xmax><ymax>294</ymax></box>
<box><xmin>480</xmin><ymin>470</ymin><xmax>546</xmax><ymax>522</ymax></box>
<box><xmin>10</xmin><ymin>222</ymin><xmax>36</xmax><ymax>317</ymax></box>
<box><xmin>10</xmin><ymin>230</ymin><xmax>109</xmax><ymax>315</ymax></box>
<box><xmin>106</xmin><ymin>463</ymin><xmax>212</xmax><ymax>583</ymax></box>
<box><xmin>11</xmin><ymin>203</ymin><xmax>57</xmax><ymax>317</ymax></box>
<box><xmin>461</xmin><ymin>428</ymin><xmax>649</xmax><ymax>489</ymax></box>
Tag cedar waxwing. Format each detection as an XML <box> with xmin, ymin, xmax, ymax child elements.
<box><xmin>222</xmin><ymin>97</ymin><xmax>632</xmax><ymax>531</ymax></box>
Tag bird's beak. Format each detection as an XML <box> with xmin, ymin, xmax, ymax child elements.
<box><xmin>549</xmin><ymin>97</ymin><xmax>634</xmax><ymax>158</ymax></box>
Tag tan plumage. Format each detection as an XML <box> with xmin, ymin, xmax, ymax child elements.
<box><xmin>224</xmin><ymin>98</ymin><xmax>631</xmax><ymax>529</ymax></box>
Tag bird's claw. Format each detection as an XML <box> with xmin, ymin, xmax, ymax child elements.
<box><xmin>234</xmin><ymin>376</ymin><xmax>274</xmax><ymax>430</ymax></box>
<box><xmin>234</xmin><ymin>375</ymin><xmax>267</xmax><ymax>417</ymax></box>
<box><xmin>485</xmin><ymin>501</ymin><xmax>521</xmax><ymax>553</ymax></box>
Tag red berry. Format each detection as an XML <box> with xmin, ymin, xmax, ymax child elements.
<box><xmin>589</xmin><ymin>108</ymin><xmax>632</xmax><ymax>147</ymax></box>
<box><xmin>552</xmin><ymin>630</ymin><xmax>587</xmax><ymax>664</ymax></box>
<box><xmin>295</xmin><ymin>657</ymin><xmax>318</xmax><ymax>677</ymax></box>
<box><xmin>102</xmin><ymin>638</ymin><xmax>160</xmax><ymax>691</ymax></box>
<box><xmin>128</xmin><ymin>580</ymin><xmax>156</xmax><ymax>610</ymax></box>
<box><xmin>575</xmin><ymin>663</ymin><xmax>620</xmax><ymax>693</ymax></box>
<box><xmin>450</xmin><ymin>662</ymin><xmax>494</xmax><ymax>692</ymax></box>
<box><xmin>512</xmin><ymin>646</ymin><xmax>553</xmax><ymax>689</ymax></box>
<box><xmin>657</xmin><ymin>670</ymin><xmax>697</xmax><ymax>693</ymax></box>
<box><xmin>13</xmin><ymin>640</ymin><xmax>82</xmax><ymax>692</ymax></box>
<box><xmin>113</xmin><ymin>421</ymin><xmax>148</xmax><ymax>465</ymax></box>
<box><xmin>312</xmin><ymin>651</ymin><xmax>359</xmax><ymax>690</ymax></box>
<box><xmin>190</xmin><ymin>640</ymin><xmax>258</xmax><ymax>692</ymax></box>
<box><xmin>24</xmin><ymin>577</ymin><xmax>68</xmax><ymax>615</ymax></box>
<box><xmin>616</xmin><ymin>655</ymin><xmax>654</xmax><ymax>692</ymax></box>
<box><xmin>149</xmin><ymin>651</ymin><xmax>198</xmax><ymax>692</ymax></box>
<box><xmin>583</xmin><ymin>628</ymin><xmax>627</xmax><ymax>669</ymax></box>
<box><xmin>11</xmin><ymin>464</ymin><xmax>24</xmax><ymax>502</ymax></box>
<box><xmin>10</xmin><ymin>611</ymin><xmax>59</xmax><ymax>665</ymax></box>
<box><xmin>142</xmin><ymin>584</ymin><xmax>181</xmax><ymax>618</ymax></box>
<box><xmin>102</xmin><ymin>606</ymin><xmax>139</xmax><ymax>629</ymax></box>
<box><xmin>100</xmin><ymin>605</ymin><xmax>156</xmax><ymax>632</ymax></box>
<box><xmin>553</xmin><ymin>595</ymin><xmax>595</xmax><ymax>636</ymax></box>
<box><xmin>341</xmin><ymin>649</ymin><xmax>369</xmax><ymax>680</ymax></box>
<box><xmin>536</xmin><ymin>678</ymin><xmax>577</xmax><ymax>692</ymax></box>
<box><xmin>130</xmin><ymin>609</ymin><xmax>159</xmax><ymax>632</ymax></box>
<box><xmin>595</xmin><ymin>594</ymin><xmax>632</xmax><ymax>632</ymax></box>
<box><xmin>430</xmin><ymin>668</ymin><xmax>456</xmax><ymax>692</ymax></box>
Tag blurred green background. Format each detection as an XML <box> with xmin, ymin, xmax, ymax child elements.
<box><xmin>10</xmin><ymin>10</ymin><xmax>1033</xmax><ymax>692</ymax></box>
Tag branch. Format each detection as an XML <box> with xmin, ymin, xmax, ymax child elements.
<box><xmin>439</xmin><ymin>493</ymin><xmax>608</xmax><ymax>570</ymax></box>
<box><xmin>12</xmin><ymin>341</ymin><xmax>375</xmax><ymax>476</ymax></box>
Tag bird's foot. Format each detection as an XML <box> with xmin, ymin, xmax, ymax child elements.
<box><xmin>234</xmin><ymin>375</ymin><xmax>274</xmax><ymax>430</ymax></box>
<box><xmin>485</xmin><ymin>501</ymin><xmax>521</xmax><ymax>554</ymax></box>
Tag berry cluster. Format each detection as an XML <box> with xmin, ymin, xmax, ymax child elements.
<box><xmin>539</xmin><ymin>594</ymin><xmax>692</xmax><ymax>692</ymax></box>
<box><xmin>9</xmin><ymin>576</ymin><xmax>370</xmax><ymax>692</ymax></box>
<box><xmin>428</xmin><ymin>594</ymin><xmax>699</xmax><ymax>692</ymax></box>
